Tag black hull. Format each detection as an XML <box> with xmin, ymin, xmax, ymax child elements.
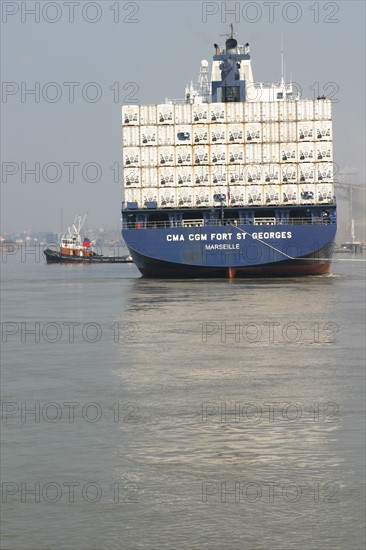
<box><xmin>130</xmin><ymin>245</ymin><xmax>333</xmax><ymax>278</ymax></box>
<box><xmin>44</xmin><ymin>249</ymin><xmax>133</xmax><ymax>264</ymax></box>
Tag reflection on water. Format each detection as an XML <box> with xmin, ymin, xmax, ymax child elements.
<box><xmin>1</xmin><ymin>255</ymin><xmax>365</xmax><ymax>549</ymax></box>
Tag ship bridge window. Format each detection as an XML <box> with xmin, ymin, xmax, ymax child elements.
<box><xmin>223</xmin><ymin>86</ymin><xmax>240</xmax><ymax>102</ymax></box>
<box><xmin>277</xmin><ymin>92</ymin><xmax>283</xmax><ymax>99</ymax></box>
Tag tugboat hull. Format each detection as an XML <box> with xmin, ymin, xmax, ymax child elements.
<box><xmin>44</xmin><ymin>249</ymin><xmax>133</xmax><ymax>264</ymax></box>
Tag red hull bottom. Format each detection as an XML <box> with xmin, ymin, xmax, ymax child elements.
<box><xmin>132</xmin><ymin>248</ymin><xmax>333</xmax><ymax>278</ymax></box>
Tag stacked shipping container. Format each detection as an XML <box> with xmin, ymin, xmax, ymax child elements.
<box><xmin>123</xmin><ymin>100</ymin><xmax>334</xmax><ymax>208</ymax></box>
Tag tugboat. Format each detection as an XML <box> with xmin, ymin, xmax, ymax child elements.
<box><xmin>44</xmin><ymin>215</ymin><xmax>133</xmax><ymax>263</ymax></box>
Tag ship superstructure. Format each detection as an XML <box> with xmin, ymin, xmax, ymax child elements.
<box><xmin>121</xmin><ymin>27</ymin><xmax>336</xmax><ymax>278</ymax></box>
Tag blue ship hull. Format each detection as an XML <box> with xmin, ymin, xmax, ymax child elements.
<box><xmin>122</xmin><ymin>221</ymin><xmax>336</xmax><ymax>278</ymax></box>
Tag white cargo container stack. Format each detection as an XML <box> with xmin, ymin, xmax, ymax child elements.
<box><xmin>122</xmin><ymin>97</ymin><xmax>334</xmax><ymax>209</ymax></box>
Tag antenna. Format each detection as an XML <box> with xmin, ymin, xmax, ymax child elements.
<box><xmin>281</xmin><ymin>34</ymin><xmax>284</xmax><ymax>83</ymax></box>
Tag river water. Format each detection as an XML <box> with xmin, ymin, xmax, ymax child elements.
<box><xmin>1</xmin><ymin>249</ymin><xmax>365</xmax><ymax>549</ymax></box>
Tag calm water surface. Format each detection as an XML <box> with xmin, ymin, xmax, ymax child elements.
<box><xmin>1</xmin><ymin>251</ymin><xmax>365</xmax><ymax>549</ymax></box>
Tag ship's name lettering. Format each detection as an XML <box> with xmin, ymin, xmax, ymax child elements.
<box><xmin>249</xmin><ymin>231</ymin><xmax>293</xmax><ymax>240</ymax></box>
<box><xmin>166</xmin><ymin>231</ymin><xmax>292</xmax><ymax>243</ymax></box>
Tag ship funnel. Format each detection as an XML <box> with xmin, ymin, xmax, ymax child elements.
<box><xmin>226</xmin><ymin>38</ymin><xmax>237</xmax><ymax>53</ymax></box>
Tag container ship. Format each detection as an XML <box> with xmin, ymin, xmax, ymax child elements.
<box><xmin>121</xmin><ymin>27</ymin><xmax>336</xmax><ymax>278</ymax></box>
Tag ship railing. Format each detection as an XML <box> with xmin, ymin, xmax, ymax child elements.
<box><xmin>123</xmin><ymin>218</ymin><xmax>336</xmax><ymax>230</ymax></box>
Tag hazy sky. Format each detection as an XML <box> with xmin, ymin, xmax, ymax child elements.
<box><xmin>1</xmin><ymin>0</ymin><xmax>365</xmax><ymax>232</ymax></box>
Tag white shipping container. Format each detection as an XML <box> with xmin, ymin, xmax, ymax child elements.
<box><xmin>279</xmin><ymin>122</ymin><xmax>297</xmax><ymax>142</ymax></box>
<box><xmin>176</xmin><ymin>167</ymin><xmax>193</xmax><ymax>186</ymax></box>
<box><xmin>175</xmin><ymin>124</ymin><xmax>193</xmax><ymax>145</ymax></box>
<box><xmin>245</xmin><ymin>165</ymin><xmax>262</xmax><ymax>184</ymax></box>
<box><xmin>122</xmin><ymin>105</ymin><xmax>140</xmax><ymax>126</ymax></box>
<box><xmin>261</xmin><ymin>102</ymin><xmax>279</xmax><ymax>122</ymax></box>
<box><xmin>227</xmin><ymin>165</ymin><xmax>245</xmax><ymax>185</ymax></box>
<box><xmin>316</xmin><ymin>184</ymin><xmax>334</xmax><ymax>204</ymax></box>
<box><xmin>245</xmin><ymin>102</ymin><xmax>262</xmax><ymax>122</ymax></box>
<box><xmin>123</xmin><ymin>147</ymin><xmax>140</xmax><ymax>167</ymax></box>
<box><xmin>246</xmin><ymin>185</ymin><xmax>263</xmax><ymax>206</ymax></box>
<box><xmin>297</xmin><ymin>100</ymin><xmax>314</xmax><ymax>121</ymax></box>
<box><xmin>211</xmin><ymin>145</ymin><xmax>227</xmax><ymax>165</ymax></box>
<box><xmin>210</xmin><ymin>166</ymin><xmax>226</xmax><ymax>185</ymax></box>
<box><xmin>140</xmin><ymin>105</ymin><xmax>157</xmax><ymax>125</ymax></box>
<box><xmin>193</xmin><ymin>166</ymin><xmax>211</xmax><ymax>187</ymax></box>
<box><xmin>210</xmin><ymin>124</ymin><xmax>227</xmax><ymax>144</ymax></box>
<box><xmin>264</xmin><ymin>185</ymin><xmax>281</xmax><ymax>205</ymax></box>
<box><xmin>194</xmin><ymin>188</ymin><xmax>211</xmax><ymax>207</ymax></box>
<box><xmin>227</xmin><ymin>123</ymin><xmax>244</xmax><ymax>143</ymax></box>
<box><xmin>158</xmin><ymin>125</ymin><xmax>175</xmax><ymax>146</ymax></box>
<box><xmin>175</xmin><ymin>103</ymin><xmax>192</xmax><ymax>124</ymax></box>
<box><xmin>123</xmin><ymin>126</ymin><xmax>140</xmax><ymax>147</ymax></box>
<box><xmin>158</xmin><ymin>146</ymin><xmax>175</xmax><ymax>166</ymax></box>
<box><xmin>159</xmin><ymin>187</ymin><xmax>176</xmax><ymax>208</ymax></box>
<box><xmin>140</xmin><ymin>147</ymin><xmax>158</xmax><ymax>167</ymax></box>
<box><xmin>209</xmin><ymin>103</ymin><xmax>226</xmax><ymax>123</ymax></box>
<box><xmin>194</xmin><ymin>145</ymin><xmax>209</xmax><ymax>164</ymax></box>
<box><xmin>245</xmin><ymin>143</ymin><xmax>262</xmax><ymax>164</ymax></box>
<box><xmin>281</xmin><ymin>184</ymin><xmax>298</xmax><ymax>205</ymax></box>
<box><xmin>157</xmin><ymin>104</ymin><xmax>175</xmax><ymax>124</ymax></box>
<box><xmin>262</xmin><ymin>164</ymin><xmax>280</xmax><ymax>184</ymax></box>
<box><xmin>281</xmin><ymin>164</ymin><xmax>298</xmax><ymax>184</ymax></box>
<box><xmin>314</xmin><ymin>121</ymin><xmax>332</xmax><ymax>141</ymax></box>
<box><xmin>228</xmin><ymin>144</ymin><xmax>245</xmax><ymax>164</ymax></box>
<box><xmin>316</xmin><ymin>162</ymin><xmax>334</xmax><ymax>182</ymax></box>
<box><xmin>229</xmin><ymin>185</ymin><xmax>246</xmax><ymax>206</ymax></box>
<box><xmin>314</xmin><ymin>100</ymin><xmax>332</xmax><ymax>121</ymax></box>
<box><xmin>226</xmin><ymin>102</ymin><xmax>244</xmax><ymax>123</ymax></box>
<box><xmin>140</xmin><ymin>126</ymin><xmax>157</xmax><ymax>146</ymax></box>
<box><xmin>245</xmin><ymin>122</ymin><xmax>262</xmax><ymax>142</ymax></box>
<box><xmin>262</xmin><ymin>143</ymin><xmax>280</xmax><ymax>163</ymax></box>
<box><xmin>142</xmin><ymin>189</ymin><xmax>158</xmax><ymax>207</ymax></box>
<box><xmin>141</xmin><ymin>167</ymin><xmax>158</xmax><ymax>188</ymax></box>
<box><xmin>279</xmin><ymin>101</ymin><xmax>297</xmax><ymax>122</ymax></box>
<box><xmin>124</xmin><ymin>187</ymin><xmax>142</xmax><ymax>206</ymax></box>
<box><xmin>280</xmin><ymin>143</ymin><xmax>297</xmax><ymax>162</ymax></box>
<box><xmin>297</xmin><ymin>121</ymin><xmax>315</xmax><ymax>141</ymax></box>
<box><xmin>316</xmin><ymin>143</ymin><xmax>333</xmax><ymax>161</ymax></box>
<box><xmin>177</xmin><ymin>187</ymin><xmax>193</xmax><ymax>207</ymax></box>
<box><xmin>176</xmin><ymin>146</ymin><xmax>193</xmax><ymax>166</ymax></box>
<box><xmin>262</xmin><ymin>122</ymin><xmax>279</xmax><ymax>143</ymax></box>
<box><xmin>299</xmin><ymin>163</ymin><xmax>315</xmax><ymax>183</ymax></box>
<box><xmin>159</xmin><ymin>167</ymin><xmax>176</xmax><ymax>187</ymax></box>
<box><xmin>192</xmin><ymin>104</ymin><xmax>209</xmax><ymax>124</ymax></box>
<box><xmin>123</xmin><ymin>167</ymin><xmax>141</xmax><ymax>188</ymax></box>
<box><xmin>299</xmin><ymin>184</ymin><xmax>316</xmax><ymax>204</ymax></box>
<box><xmin>298</xmin><ymin>143</ymin><xmax>315</xmax><ymax>162</ymax></box>
<box><xmin>193</xmin><ymin>125</ymin><xmax>209</xmax><ymax>144</ymax></box>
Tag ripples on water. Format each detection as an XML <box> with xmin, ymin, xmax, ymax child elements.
<box><xmin>1</xmin><ymin>254</ymin><xmax>365</xmax><ymax>549</ymax></box>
